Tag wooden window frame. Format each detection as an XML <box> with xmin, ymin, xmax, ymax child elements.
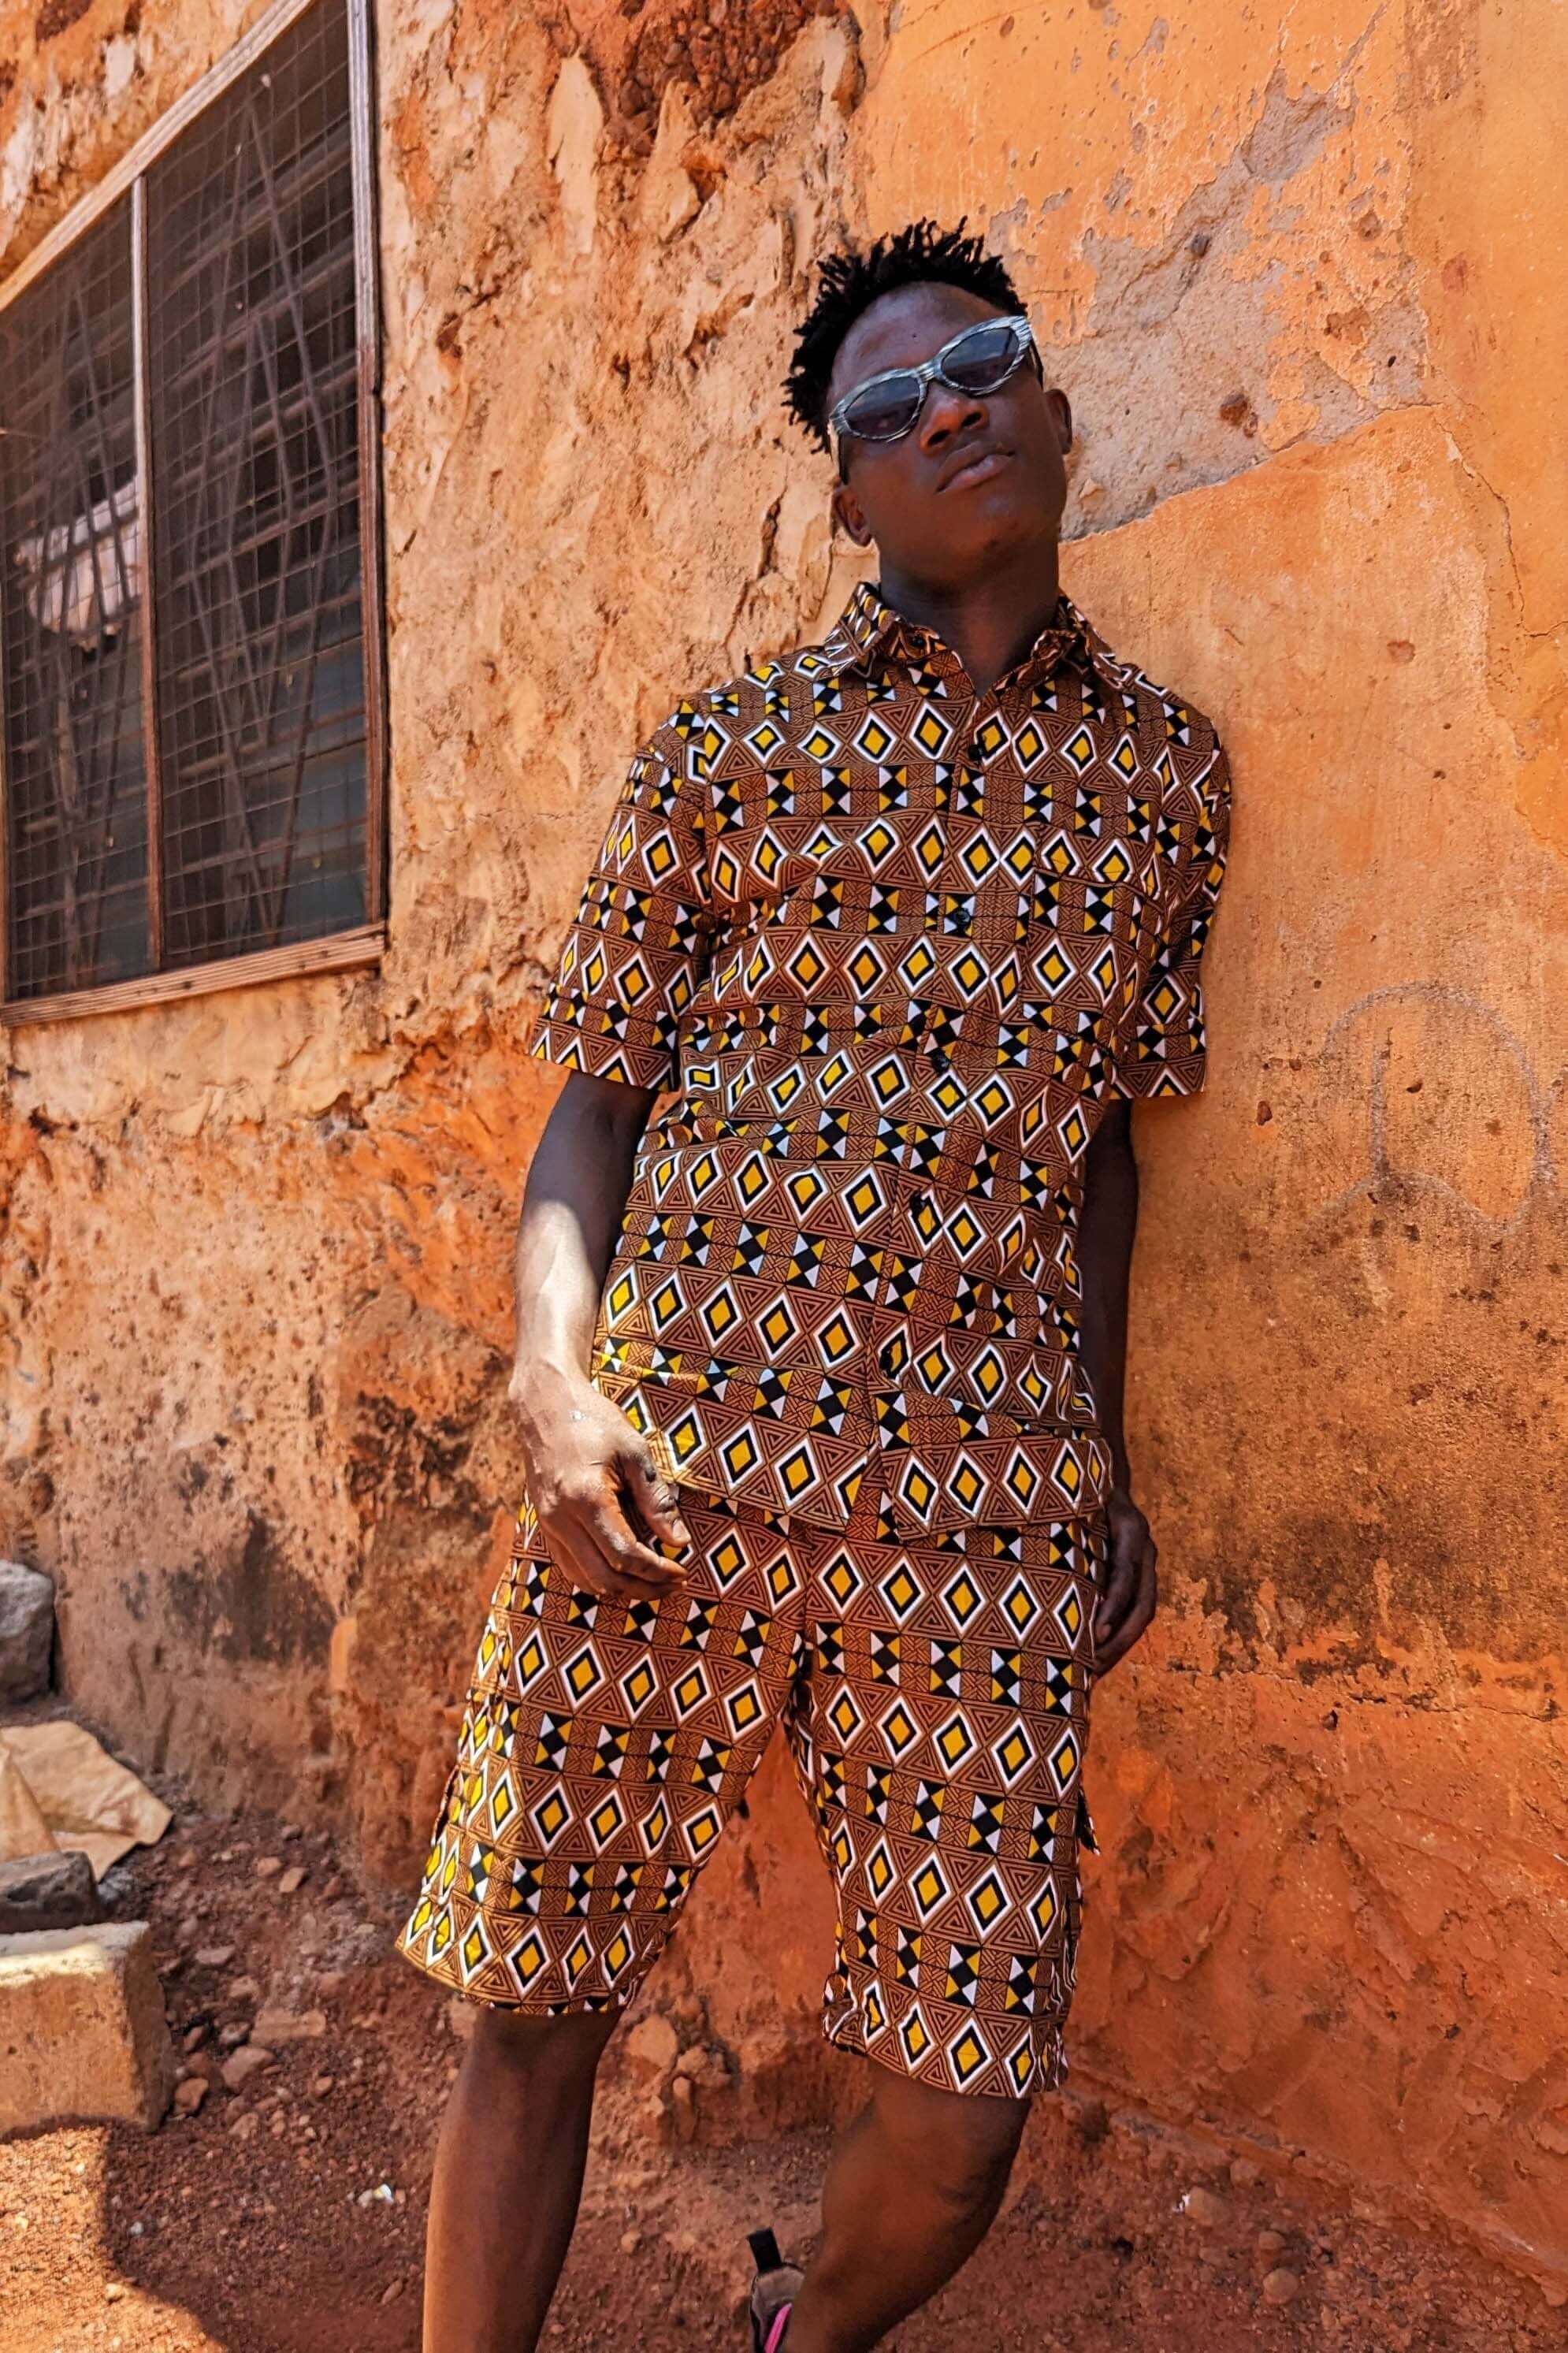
<box><xmin>0</xmin><ymin>0</ymin><xmax>387</xmax><ymax>1029</ymax></box>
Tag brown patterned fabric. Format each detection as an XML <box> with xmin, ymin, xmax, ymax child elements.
<box><xmin>399</xmin><ymin>1489</ymin><xmax>1105</xmax><ymax>2098</ymax></box>
<box><xmin>528</xmin><ymin>585</ymin><xmax>1229</xmax><ymax>1536</ymax></box>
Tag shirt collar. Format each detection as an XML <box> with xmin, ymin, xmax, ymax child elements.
<box><xmin>823</xmin><ymin>577</ymin><xmax>1123</xmax><ymax>700</ymax></box>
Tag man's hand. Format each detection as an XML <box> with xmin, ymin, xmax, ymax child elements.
<box><xmin>511</xmin><ymin>1365</ymin><xmax>690</xmax><ymax>1601</ymax></box>
<box><xmin>1091</xmin><ymin>1485</ymin><xmax>1157</xmax><ymax>1674</ymax></box>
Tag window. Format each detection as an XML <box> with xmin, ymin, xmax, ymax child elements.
<box><xmin>0</xmin><ymin>0</ymin><xmax>385</xmax><ymax>1020</ymax></box>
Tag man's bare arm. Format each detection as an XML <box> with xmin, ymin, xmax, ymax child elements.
<box><xmin>1076</xmin><ymin>1098</ymin><xmax>1158</xmax><ymax>1672</ymax></box>
<box><xmin>507</xmin><ymin>1070</ymin><xmax>690</xmax><ymax>1599</ymax></box>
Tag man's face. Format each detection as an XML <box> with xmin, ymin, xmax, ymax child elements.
<box><xmin>827</xmin><ymin>281</ymin><xmax>1072</xmax><ymax>590</ymax></box>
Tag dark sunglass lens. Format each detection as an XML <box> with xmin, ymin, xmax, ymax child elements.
<box><xmin>943</xmin><ymin>321</ymin><xmax>1024</xmax><ymax>392</ymax></box>
<box><xmin>844</xmin><ymin>375</ymin><xmax>923</xmax><ymax>440</ymax></box>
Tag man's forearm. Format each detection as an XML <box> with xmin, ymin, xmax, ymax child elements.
<box><xmin>1075</xmin><ymin>1098</ymin><xmax>1138</xmax><ymax>1490</ymax></box>
<box><xmin>511</xmin><ymin>1070</ymin><xmax>656</xmax><ymax>1396</ymax></box>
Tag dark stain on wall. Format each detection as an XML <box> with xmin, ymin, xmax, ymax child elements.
<box><xmin>165</xmin><ymin>1508</ymin><xmax>334</xmax><ymax>1669</ymax></box>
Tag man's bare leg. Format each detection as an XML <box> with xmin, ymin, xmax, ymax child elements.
<box><xmin>783</xmin><ymin>2070</ymin><xmax>1029</xmax><ymax>2353</ymax></box>
<box><xmin>423</xmin><ymin>2006</ymin><xmax>619</xmax><ymax>2353</ymax></box>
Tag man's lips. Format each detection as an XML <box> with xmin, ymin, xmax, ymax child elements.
<box><xmin>938</xmin><ymin>444</ymin><xmax>1013</xmax><ymax>491</ymax></box>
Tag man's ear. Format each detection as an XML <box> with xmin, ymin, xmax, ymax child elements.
<box><xmin>831</xmin><ymin>476</ymin><xmax>874</xmax><ymax>548</ymax></box>
<box><xmin>1049</xmin><ymin>385</ymin><xmax>1073</xmax><ymax>455</ymax></box>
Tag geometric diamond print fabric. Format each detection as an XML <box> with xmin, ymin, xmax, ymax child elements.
<box><xmin>529</xmin><ymin>585</ymin><xmax>1231</xmax><ymax>1537</ymax></box>
<box><xmin>398</xmin><ymin>1489</ymin><xmax>1104</xmax><ymax>2100</ymax></box>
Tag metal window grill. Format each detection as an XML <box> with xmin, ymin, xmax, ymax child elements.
<box><xmin>0</xmin><ymin>205</ymin><xmax>150</xmax><ymax>998</ymax></box>
<box><xmin>0</xmin><ymin>0</ymin><xmax>383</xmax><ymax>1013</ymax></box>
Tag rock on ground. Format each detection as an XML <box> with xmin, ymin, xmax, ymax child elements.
<box><xmin>0</xmin><ymin>1849</ymin><xmax>103</xmax><ymax>1934</ymax></box>
<box><xmin>0</xmin><ymin>1921</ymin><xmax>173</xmax><ymax>2132</ymax></box>
<box><xmin>0</xmin><ymin>1562</ymin><xmax>54</xmax><ymax>1702</ymax></box>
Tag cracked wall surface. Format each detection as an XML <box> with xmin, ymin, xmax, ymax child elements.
<box><xmin>2</xmin><ymin>0</ymin><xmax>1566</xmax><ymax>2280</ymax></box>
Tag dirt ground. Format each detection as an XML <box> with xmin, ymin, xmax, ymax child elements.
<box><xmin>2</xmin><ymin>1788</ymin><xmax>1564</xmax><ymax>2353</ymax></box>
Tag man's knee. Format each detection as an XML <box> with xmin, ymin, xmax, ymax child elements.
<box><xmin>873</xmin><ymin>2073</ymin><xmax>1029</xmax><ymax>2220</ymax></box>
<box><xmin>463</xmin><ymin>2002</ymin><xmax>620</xmax><ymax>2092</ymax></box>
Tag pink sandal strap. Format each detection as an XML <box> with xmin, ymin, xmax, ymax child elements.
<box><xmin>764</xmin><ymin>2307</ymin><xmax>793</xmax><ymax>2353</ymax></box>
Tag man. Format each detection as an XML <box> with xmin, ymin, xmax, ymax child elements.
<box><xmin>399</xmin><ymin>219</ymin><xmax>1231</xmax><ymax>2353</ymax></box>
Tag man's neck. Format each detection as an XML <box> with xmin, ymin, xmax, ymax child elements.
<box><xmin>875</xmin><ymin>535</ymin><xmax>1063</xmax><ymax>700</ymax></box>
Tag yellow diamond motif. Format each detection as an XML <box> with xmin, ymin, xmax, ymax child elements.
<box><xmin>998</xmin><ymin>1730</ymin><xmax>1030</xmax><ymax>1777</ymax></box>
<box><xmin>780</xmin><ymin>1450</ymin><xmax>813</xmax><ymax>1496</ymax></box>
<box><xmin>946</xmin><ymin>1574</ymin><xmax>979</xmax><ymax>1620</ymax></box>
<box><xmin>972</xmin><ymin>1879</ymin><xmax>1005</xmax><ymax>1925</ymax></box>
<box><xmin>671</xmin><ymin>1414</ymin><xmax>702</xmax><ymax>1462</ymax></box>
<box><xmin>903</xmin><ymin>1469</ymin><xmax>934</xmax><ymax>1512</ymax></box>
<box><xmin>731</xmin><ymin>1687</ymin><xmax>762</xmax><ymax>1730</ymax></box>
<box><xmin>536</xmin><ymin>1793</ymin><xmax>567</xmax><ymax>1838</ymax></box>
<box><xmin>975</xmin><ymin>1080</ymin><xmax>1009</xmax><ymax>1121</ymax></box>
<box><xmin>904</xmin><ymin>2013</ymin><xmax>931</xmax><ymax>2059</ymax></box>
<box><xmin>704</xmin><ymin>1293</ymin><xmax>738</xmax><ymax>1336</ymax></box>
<box><xmin>916</xmin><ymin>712</ymin><xmax>947</xmax><ymax>752</ymax></box>
<box><xmin>916</xmin><ymin>826</ymin><xmax>945</xmax><ymax>874</ymax></box>
<box><xmin>1005</xmin><ymin>1456</ymin><xmax>1040</xmax><ymax>1506</ymax></box>
<box><xmin>863</xmin><ymin>820</ymin><xmax>896</xmax><ymax>861</ymax></box>
<box><xmin>790</xmin><ymin>942</ymin><xmax>827</xmax><ymax>988</ymax></box>
<box><xmin>1039</xmin><ymin>942</ymin><xmax>1070</xmax><ymax>985</ymax></box>
<box><xmin>591</xmin><ymin>1799</ymin><xmax>622</xmax><ymax>1842</ymax></box>
<box><xmin>953</xmin><ymin>2029</ymin><xmax>987</xmax><ymax>2080</ymax></box>
<box><xmin>723</xmin><ymin>1431</ymin><xmax>758</xmax><ymax>1478</ymax></box>
<box><xmin>953</xmin><ymin>950</ymin><xmax>986</xmax><ymax>994</ymax></box>
<box><xmin>625</xmin><ymin>1661</ymin><xmax>656</xmax><ymax>1708</ymax></box>
<box><xmin>820</xmin><ymin>1315</ymin><xmax>854</xmax><ymax>1362</ymax></box>
<box><xmin>938</xmin><ymin>1720</ymin><xmax>972</xmax><ymax>1767</ymax></box>
<box><xmin>825</xmin><ymin>1559</ymin><xmax>858</xmax><ymax>1605</ymax></box>
<box><xmin>950</xmin><ymin>1463</ymin><xmax>983</xmax><ymax>1508</ymax></box>
<box><xmin>912</xmin><ymin>1864</ymin><xmax>945</xmax><ymax>1913</ymax></box>
<box><xmin>1099</xmin><ymin>843</ymin><xmax>1131</xmax><ymax>883</ymax></box>
<box><xmin>739</xmin><ymin>1158</ymin><xmax>767</xmax><ymax>1201</ymax></box>
<box><xmin>884</xmin><ymin>1706</ymin><xmax>916</xmax><ymax>1749</ymax></box>
<box><xmin>849</xmin><ymin>946</ymin><xmax>881</xmax><ymax>990</ymax></box>
<box><xmin>885</xmin><ymin>1568</ymin><xmax>918</xmax><ymax>1612</ymax></box>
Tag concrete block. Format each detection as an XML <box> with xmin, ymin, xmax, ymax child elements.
<box><xmin>0</xmin><ymin>1921</ymin><xmax>174</xmax><ymax>2134</ymax></box>
<box><xmin>0</xmin><ymin>1850</ymin><xmax>102</xmax><ymax>1934</ymax></box>
<box><xmin>0</xmin><ymin>1562</ymin><xmax>54</xmax><ymax>1701</ymax></box>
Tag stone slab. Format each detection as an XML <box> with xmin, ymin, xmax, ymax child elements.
<box><xmin>0</xmin><ymin>1921</ymin><xmax>173</xmax><ymax>2134</ymax></box>
<box><xmin>0</xmin><ymin>1563</ymin><xmax>54</xmax><ymax>1703</ymax></box>
<box><xmin>0</xmin><ymin>1850</ymin><xmax>103</xmax><ymax>1934</ymax></box>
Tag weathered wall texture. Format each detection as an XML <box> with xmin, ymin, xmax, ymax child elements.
<box><xmin>2</xmin><ymin>0</ymin><xmax>1566</xmax><ymax>2283</ymax></box>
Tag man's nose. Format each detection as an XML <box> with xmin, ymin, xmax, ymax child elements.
<box><xmin>919</xmin><ymin>381</ymin><xmax>988</xmax><ymax>448</ymax></box>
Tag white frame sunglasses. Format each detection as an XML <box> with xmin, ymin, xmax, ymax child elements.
<box><xmin>830</xmin><ymin>314</ymin><xmax>1041</xmax><ymax>447</ymax></box>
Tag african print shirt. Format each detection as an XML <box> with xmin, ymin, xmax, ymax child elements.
<box><xmin>530</xmin><ymin>584</ymin><xmax>1231</xmax><ymax>1539</ymax></box>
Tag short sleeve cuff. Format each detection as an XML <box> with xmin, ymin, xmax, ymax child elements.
<box><xmin>529</xmin><ymin>1000</ymin><xmax>676</xmax><ymax>1092</ymax></box>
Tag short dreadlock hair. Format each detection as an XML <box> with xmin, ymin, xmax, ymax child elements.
<box><xmin>783</xmin><ymin>218</ymin><xmax>1024</xmax><ymax>455</ymax></box>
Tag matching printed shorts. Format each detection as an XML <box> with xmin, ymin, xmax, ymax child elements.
<box><xmin>397</xmin><ymin>1489</ymin><xmax>1103</xmax><ymax>2102</ymax></box>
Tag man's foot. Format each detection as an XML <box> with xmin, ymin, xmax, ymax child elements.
<box><xmin>747</xmin><ymin>2227</ymin><xmax>803</xmax><ymax>2351</ymax></box>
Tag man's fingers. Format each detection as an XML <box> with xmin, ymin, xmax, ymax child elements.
<box><xmin>624</xmin><ymin>1452</ymin><xmax>691</xmax><ymax>1552</ymax></box>
<box><xmin>1093</xmin><ymin>1536</ymin><xmax>1140</xmax><ymax>1640</ymax></box>
<box><xmin>579</xmin><ymin>1485</ymin><xmax>687</xmax><ymax>1588</ymax></box>
<box><xmin>541</xmin><ymin>1496</ymin><xmax>685</xmax><ymax>1600</ymax></box>
<box><xmin>1095</xmin><ymin>1547</ymin><xmax>1158</xmax><ymax>1673</ymax></box>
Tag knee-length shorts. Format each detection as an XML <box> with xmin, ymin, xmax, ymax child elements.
<box><xmin>398</xmin><ymin>1489</ymin><xmax>1103</xmax><ymax>2102</ymax></box>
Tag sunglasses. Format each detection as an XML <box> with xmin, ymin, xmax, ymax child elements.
<box><xmin>830</xmin><ymin>314</ymin><xmax>1041</xmax><ymax>448</ymax></box>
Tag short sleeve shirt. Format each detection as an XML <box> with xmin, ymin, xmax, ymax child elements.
<box><xmin>532</xmin><ymin>584</ymin><xmax>1231</xmax><ymax>1538</ymax></box>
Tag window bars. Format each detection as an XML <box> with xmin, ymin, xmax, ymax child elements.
<box><xmin>0</xmin><ymin>0</ymin><xmax>385</xmax><ymax>1018</ymax></box>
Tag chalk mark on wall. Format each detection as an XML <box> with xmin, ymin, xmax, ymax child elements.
<box><xmin>1319</xmin><ymin>982</ymin><xmax>1554</xmax><ymax>1233</ymax></box>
